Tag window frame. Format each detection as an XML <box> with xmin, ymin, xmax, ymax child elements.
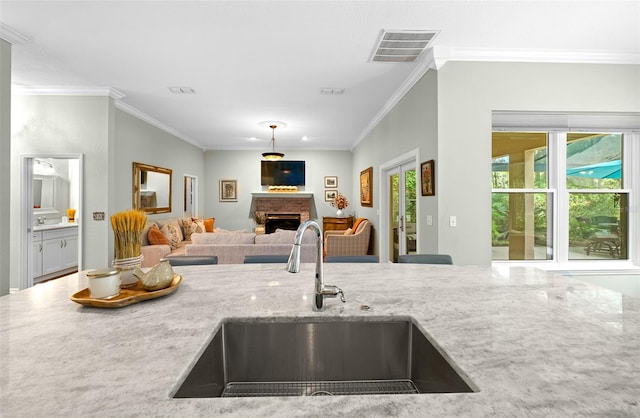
<box><xmin>492</xmin><ymin>115</ymin><xmax>639</xmax><ymax>269</ymax></box>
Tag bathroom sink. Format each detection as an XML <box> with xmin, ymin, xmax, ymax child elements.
<box><xmin>173</xmin><ymin>317</ymin><xmax>476</xmax><ymax>398</ymax></box>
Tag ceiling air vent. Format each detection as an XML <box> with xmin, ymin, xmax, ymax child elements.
<box><xmin>168</xmin><ymin>86</ymin><xmax>196</xmax><ymax>94</ymax></box>
<box><xmin>370</xmin><ymin>30</ymin><xmax>439</xmax><ymax>63</ymax></box>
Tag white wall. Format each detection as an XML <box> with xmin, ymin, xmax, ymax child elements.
<box><xmin>204</xmin><ymin>150</ymin><xmax>353</xmax><ymax>231</ymax></box>
<box><xmin>0</xmin><ymin>40</ymin><xmax>11</xmax><ymax>295</ymax></box>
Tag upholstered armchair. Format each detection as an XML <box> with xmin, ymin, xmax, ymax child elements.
<box><xmin>324</xmin><ymin>219</ymin><xmax>372</xmax><ymax>257</ymax></box>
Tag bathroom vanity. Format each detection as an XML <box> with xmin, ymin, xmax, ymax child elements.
<box><xmin>0</xmin><ymin>263</ymin><xmax>638</xmax><ymax>417</ymax></box>
<box><xmin>32</xmin><ymin>223</ymin><xmax>78</xmax><ymax>282</ymax></box>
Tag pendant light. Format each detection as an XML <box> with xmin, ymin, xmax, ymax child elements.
<box><xmin>262</xmin><ymin>123</ymin><xmax>285</xmax><ymax>160</ymax></box>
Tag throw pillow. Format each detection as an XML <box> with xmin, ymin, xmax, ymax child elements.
<box><xmin>158</xmin><ymin>219</ymin><xmax>184</xmax><ymax>242</ymax></box>
<box><xmin>204</xmin><ymin>217</ymin><xmax>215</xmax><ymax>232</ymax></box>
<box><xmin>179</xmin><ymin>218</ymin><xmax>195</xmax><ymax>241</ymax></box>
<box><xmin>161</xmin><ymin>224</ymin><xmax>181</xmax><ymax>250</ymax></box>
<box><xmin>343</xmin><ymin>228</ymin><xmax>353</xmax><ymax>236</ymax></box>
<box><xmin>148</xmin><ymin>224</ymin><xmax>170</xmax><ymax>245</ymax></box>
<box><xmin>352</xmin><ymin>218</ymin><xmax>366</xmax><ymax>233</ymax></box>
<box><xmin>191</xmin><ymin>218</ymin><xmax>206</xmax><ymax>234</ymax></box>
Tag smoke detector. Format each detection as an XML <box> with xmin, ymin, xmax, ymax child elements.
<box><xmin>370</xmin><ymin>30</ymin><xmax>439</xmax><ymax>63</ymax></box>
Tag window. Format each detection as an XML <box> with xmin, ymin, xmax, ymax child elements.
<box><xmin>566</xmin><ymin>133</ymin><xmax>627</xmax><ymax>260</ymax></box>
<box><xmin>492</xmin><ymin>132</ymin><xmax>552</xmax><ymax>260</ymax></box>
<box><xmin>492</xmin><ymin>131</ymin><xmax>629</xmax><ymax>262</ymax></box>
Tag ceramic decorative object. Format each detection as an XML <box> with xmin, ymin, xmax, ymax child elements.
<box><xmin>133</xmin><ymin>261</ymin><xmax>174</xmax><ymax>291</ymax></box>
<box><xmin>336</xmin><ymin>209</ymin><xmax>344</xmax><ymax>217</ymax></box>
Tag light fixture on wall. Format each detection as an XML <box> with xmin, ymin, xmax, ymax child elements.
<box><xmin>33</xmin><ymin>158</ymin><xmax>55</xmax><ymax>175</ymax></box>
<box><xmin>260</xmin><ymin>121</ymin><xmax>286</xmax><ymax>160</ymax></box>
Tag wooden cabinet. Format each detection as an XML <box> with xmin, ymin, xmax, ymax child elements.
<box><xmin>322</xmin><ymin>216</ymin><xmax>354</xmax><ymax>234</ymax></box>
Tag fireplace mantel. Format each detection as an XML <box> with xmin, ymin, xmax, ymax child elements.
<box><xmin>251</xmin><ymin>192</ymin><xmax>313</xmax><ymax>199</ymax></box>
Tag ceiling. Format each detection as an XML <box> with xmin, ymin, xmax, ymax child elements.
<box><xmin>1</xmin><ymin>1</ymin><xmax>638</xmax><ymax>151</ymax></box>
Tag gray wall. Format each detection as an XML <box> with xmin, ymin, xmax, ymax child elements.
<box><xmin>204</xmin><ymin>150</ymin><xmax>353</xmax><ymax>231</ymax></box>
<box><xmin>11</xmin><ymin>95</ymin><xmax>112</xmax><ymax>288</ymax></box>
<box><xmin>0</xmin><ymin>40</ymin><xmax>11</xmax><ymax>295</ymax></box>
<box><xmin>436</xmin><ymin>62</ymin><xmax>639</xmax><ymax>265</ymax></box>
<box><xmin>356</xmin><ymin>61</ymin><xmax>639</xmax><ymax>266</ymax></box>
<box><xmin>113</xmin><ymin>108</ymin><xmax>206</xmax><ymax>231</ymax></box>
<box><xmin>353</xmin><ymin>69</ymin><xmax>439</xmax><ymax>256</ymax></box>
<box><xmin>9</xmin><ymin>96</ymin><xmax>205</xmax><ymax>289</ymax></box>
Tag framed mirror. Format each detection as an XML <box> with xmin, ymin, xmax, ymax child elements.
<box><xmin>133</xmin><ymin>162</ymin><xmax>172</xmax><ymax>214</ymax></box>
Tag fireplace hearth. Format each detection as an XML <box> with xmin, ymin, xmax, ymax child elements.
<box><xmin>265</xmin><ymin>214</ymin><xmax>301</xmax><ymax>234</ymax></box>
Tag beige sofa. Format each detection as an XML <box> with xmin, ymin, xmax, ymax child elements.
<box><xmin>185</xmin><ymin>228</ymin><xmax>318</xmax><ymax>264</ymax></box>
<box><xmin>140</xmin><ymin>218</ymin><xmax>200</xmax><ymax>267</ymax></box>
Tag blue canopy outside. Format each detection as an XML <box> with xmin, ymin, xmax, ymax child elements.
<box><xmin>566</xmin><ymin>160</ymin><xmax>621</xmax><ymax>179</ymax></box>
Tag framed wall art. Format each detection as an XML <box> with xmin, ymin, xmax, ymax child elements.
<box><xmin>421</xmin><ymin>160</ymin><xmax>435</xmax><ymax>196</ymax></box>
<box><xmin>360</xmin><ymin>166</ymin><xmax>373</xmax><ymax>207</ymax></box>
<box><xmin>219</xmin><ymin>179</ymin><xmax>237</xmax><ymax>202</ymax></box>
<box><xmin>324</xmin><ymin>189</ymin><xmax>337</xmax><ymax>202</ymax></box>
<box><xmin>324</xmin><ymin>176</ymin><xmax>338</xmax><ymax>188</ymax></box>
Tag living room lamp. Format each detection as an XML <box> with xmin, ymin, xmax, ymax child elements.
<box><xmin>261</xmin><ymin>122</ymin><xmax>285</xmax><ymax>160</ymax></box>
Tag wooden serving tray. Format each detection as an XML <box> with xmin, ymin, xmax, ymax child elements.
<box><xmin>70</xmin><ymin>274</ymin><xmax>182</xmax><ymax>308</ymax></box>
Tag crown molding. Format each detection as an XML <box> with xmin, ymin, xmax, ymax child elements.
<box><xmin>353</xmin><ymin>46</ymin><xmax>640</xmax><ymax>149</ymax></box>
<box><xmin>12</xmin><ymin>85</ymin><xmax>206</xmax><ymax>150</ymax></box>
<box><xmin>12</xmin><ymin>86</ymin><xmax>126</xmax><ymax>99</ymax></box>
<box><xmin>0</xmin><ymin>23</ymin><xmax>30</xmax><ymax>45</ymax></box>
<box><xmin>114</xmin><ymin>100</ymin><xmax>206</xmax><ymax>151</ymax></box>
<box><xmin>435</xmin><ymin>47</ymin><xmax>640</xmax><ymax>66</ymax></box>
<box><xmin>352</xmin><ymin>53</ymin><xmax>433</xmax><ymax>149</ymax></box>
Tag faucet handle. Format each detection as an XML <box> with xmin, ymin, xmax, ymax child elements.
<box><xmin>322</xmin><ymin>284</ymin><xmax>346</xmax><ymax>303</ymax></box>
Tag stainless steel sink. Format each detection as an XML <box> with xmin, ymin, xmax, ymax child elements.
<box><xmin>173</xmin><ymin>317</ymin><xmax>476</xmax><ymax>398</ymax></box>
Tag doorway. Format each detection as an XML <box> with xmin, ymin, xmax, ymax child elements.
<box><xmin>380</xmin><ymin>150</ymin><xmax>419</xmax><ymax>263</ymax></box>
<box><xmin>184</xmin><ymin>174</ymin><xmax>198</xmax><ymax>218</ymax></box>
<box><xmin>21</xmin><ymin>154</ymin><xmax>83</xmax><ymax>289</ymax></box>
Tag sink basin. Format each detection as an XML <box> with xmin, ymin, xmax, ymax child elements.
<box><xmin>173</xmin><ymin>317</ymin><xmax>476</xmax><ymax>398</ymax></box>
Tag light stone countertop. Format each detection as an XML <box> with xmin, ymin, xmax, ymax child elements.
<box><xmin>32</xmin><ymin>222</ymin><xmax>79</xmax><ymax>231</ymax></box>
<box><xmin>0</xmin><ymin>263</ymin><xmax>638</xmax><ymax>417</ymax></box>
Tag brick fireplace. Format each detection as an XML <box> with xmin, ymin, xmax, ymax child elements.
<box><xmin>252</xmin><ymin>193</ymin><xmax>312</xmax><ymax>230</ymax></box>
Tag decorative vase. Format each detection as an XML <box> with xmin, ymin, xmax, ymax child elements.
<box><xmin>66</xmin><ymin>208</ymin><xmax>76</xmax><ymax>223</ymax></box>
<box><xmin>336</xmin><ymin>209</ymin><xmax>344</xmax><ymax>217</ymax></box>
<box><xmin>113</xmin><ymin>254</ymin><xmax>144</xmax><ymax>288</ymax></box>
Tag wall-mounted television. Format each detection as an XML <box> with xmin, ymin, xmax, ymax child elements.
<box><xmin>261</xmin><ymin>160</ymin><xmax>306</xmax><ymax>186</ymax></box>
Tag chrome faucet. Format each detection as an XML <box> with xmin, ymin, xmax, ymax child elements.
<box><xmin>287</xmin><ymin>220</ymin><xmax>346</xmax><ymax>311</ymax></box>
<box><xmin>37</xmin><ymin>216</ymin><xmax>46</xmax><ymax>225</ymax></box>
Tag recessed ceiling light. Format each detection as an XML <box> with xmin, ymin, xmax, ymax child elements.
<box><xmin>249</xmin><ymin>137</ymin><xmax>258</xmax><ymax>141</ymax></box>
<box><xmin>302</xmin><ymin>136</ymin><xmax>309</xmax><ymax>141</ymax></box>
<box><xmin>168</xmin><ymin>86</ymin><xmax>196</xmax><ymax>94</ymax></box>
